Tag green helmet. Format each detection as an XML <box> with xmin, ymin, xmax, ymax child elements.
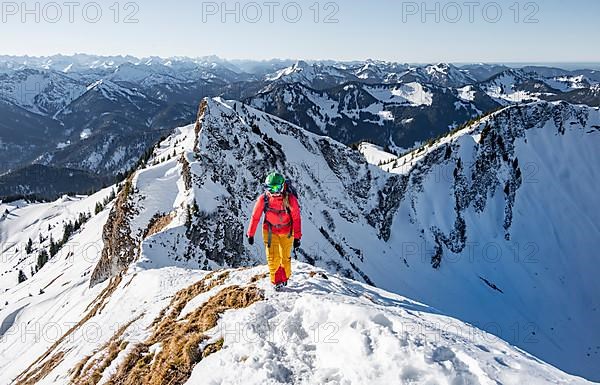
<box><xmin>264</xmin><ymin>172</ymin><xmax>285</xmax><ymax>193</ymax></box>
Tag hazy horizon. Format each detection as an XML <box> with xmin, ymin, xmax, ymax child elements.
<box><xmin>2</xmin><ymin>52</ymin><xmax>600</xmax><ymax>71</ymax></box>
<box><xmin>0</xmin><ymin>0</ymin><xmax>598</xmax><ymax>63</ymax></box>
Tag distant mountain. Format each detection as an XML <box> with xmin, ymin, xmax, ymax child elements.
<box><xmin>479</xmin><ymin>68</ymin><xmax>558</xmax><ymax>104</ymax></box>
<box><xmin>264</xmin><ymin>61</ymin><xmax>476</xmax><ymax>88</ymax></box>
<box><xmin>264</xmin><ymin>60</ymin><xmax>359</xmax><ymax>90</ymax></box>
<box><xmin>248</xmin><ymin>80</ymin><xmax>499</xmax><ymax>150</ymax></box>
<box><xmin>459</xmin><ymin>63</ymin><xmax>511</xmax><ymax>81</ymax></box>
<box><xmin>415</xmin><ymin>63</ymin><xmax>477</xmax><ymax>87</ymax></box>
<box><xmin>0</xmin><ymin>68</ymin><xmax>86</xmax><ymax>115</ymax></box>
<box><xmin>1</xmin><ymin>55</ymin><xmax>600</xmax><ymax>198</ymax></box>
<box><xmin>43</xmin><ymin>79</ymin><xmax>195</xmax><ymax>175</ymax></box>
<box><xmin>348</xmin><ymin>59</ymin><xmax>410</xmax><ymax>83</ymax></box>
<box><xmin>0</xmin><ymin>99</ymin><xmax>63</xmax><ymax>174</ymax></box>
<box><xmin>520</xmin><ymin>65</ymin><xmax>600</xmax><ymax>82</ymax></box>
<box><xmin>546</xmin><ymin>84</ymin><xmax>600</xmax><ymax>106</ymax></box>
<box><xmin>0</xmin><ymin>53</ymin><xmax>136</xmax><ymax>73</ymax></box>
<box><xmin>479</xmin><ymin>68</ymin><xmax>600</xmax><ymax>106</ymax></box>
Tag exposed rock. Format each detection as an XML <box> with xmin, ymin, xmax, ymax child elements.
<box><xmin>90</xmin><ymin>178</ymin><xmax>137</xmax><ymax>287</ymax></box>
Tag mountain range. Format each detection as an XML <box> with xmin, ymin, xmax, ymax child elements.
<box><xmin>1</xmin><ymin>55</ymin><xmax>599</xmax><ymax>199</ymax></box>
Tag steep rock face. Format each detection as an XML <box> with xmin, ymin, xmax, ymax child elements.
<box><xmin>183</xmin><ymin>98</ymin><xmax>390</xmax><ymax>279</ymax></box>
<box><xmin>379</xmin><ymin>101</ymin><xmax>597</xmax><ymax>265</ymax></box>
<box><xmin>89</xmin><ymin>178</ymin><xmax>137</xmax><ymax>286</ymax></box>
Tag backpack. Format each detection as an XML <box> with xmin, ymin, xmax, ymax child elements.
<box><xmin>262</xmin><ymin>179</ymin><xmax>298</xmax><ymax>247</ymax></box>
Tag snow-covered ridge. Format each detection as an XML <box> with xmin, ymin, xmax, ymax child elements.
<box><xmin>86</xmin><ymin>79</ymin><xmax>147</xmax><ymax>102</ymax></box>
<box><xmin>0</xmin><ymin>189</ymin><xmax>115</xmax><ymax>292</ymax></box>
<box><xmin>358</xmin><ymin>142</ymin><xmax>397</xmax><ymax>165</ymax></box>
<box><xmin>1</xmin><ymin>252</ymin><xmax>593</xmax><ymax>385</ymax></box>
<box><xmin>387</xmin><ymin>100</ymin><xmax>600</xmax><ymax>172</ymax></box>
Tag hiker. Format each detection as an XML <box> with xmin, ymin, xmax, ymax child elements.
<box><xmin>247</xmin><ymin>172</ymin><xmax>302</xmax><ymax>289</ymax></box>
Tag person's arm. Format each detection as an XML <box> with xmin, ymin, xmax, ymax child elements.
<box><xmin>289</xmin><ymin>194</ymin><xmax>302</xmax><ymax>239</ymax></box>
<box><xmin>247</xmin><ymin>195</ymin><xmax>265</xmax><ymax>238</ymax></box>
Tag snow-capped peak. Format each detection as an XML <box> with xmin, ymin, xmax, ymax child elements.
<box><xmin>426</xmin><ymin>62</ymin><xmax>452</xmax><ymax>74</ymax></box>
<box><xmin>267</xmin><ymin>60</ymin><xmax>312</xmax><ymax>81</ymax></box>
<box><xmin>86</xmin><ymin>78</ymin><xmax>146</xmax><ymax>101</ymax></box>
<box><xmin>420</xmin><ymin>62</ymin><xmax>476</xmax><ymax>87</ymax></box>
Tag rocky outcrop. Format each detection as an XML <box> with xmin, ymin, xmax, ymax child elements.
<box><xmin>193</xmin><ymin>100</ymin><xmax>208</xmax><ymax>152</ymax></box>
<box><xmin>89</xmin><ymin>178</ymin><xmax>137</xmax><ymax>287</ymax></box>
<box><xmin>179</xmin><ymin>154</ymin><xmax>192</xmax><ymax>191</ymax></box>
<box><xmin>367</xmin><ymin>175</ymin><xmax>408</xmax><ymax>241</ymax></box>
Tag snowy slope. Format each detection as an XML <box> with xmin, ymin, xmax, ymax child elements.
<box><xmin>479</xmin><ymin>69</ymin><xmax>542</xmax><ymax>104</ymax></box>
<box><xmin>358</xmin><ymin>142</ymin><xmax>398</xmax><ymax>165</ymax></box>
<box><xmin>0</xmin><ymin>245</ymin><xmax>592</xmax><ymax>385</ymax></box>
<box><xmin>0</xmin><ymin>69</ymin><xmax>87</xmax><ymax>116</ymax></box>
<box><xmin>364</xmin><ymin>82</ymin><xmax>433</xmax><ymax>106</ymax></box>
<box><xmin>0</xmin><ymin>189</ymin><xmax>115</xmax><ymax>292</ymax></box>
<box><xmin>188</xmin><ymin>265</ymin><xmax>591</xmax><ymax>385</ymax></box>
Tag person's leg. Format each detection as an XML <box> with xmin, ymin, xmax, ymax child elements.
<box><xmin>273</xmin><ymin>234</ymin><xmax>287</xmax><ymax>284</ymax></box>
<box><xmin>280</xmin><ymin>234</ymin><xmax>293</xmax><ymax>282</ymax></box>
<box><xmin>263</xmin><ymin>230</ymin><xmax>281</xmax><ymax>284</ymax></box>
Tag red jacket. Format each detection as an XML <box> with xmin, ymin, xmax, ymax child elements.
<box><xmin>247</xmin><ymin>192</ymin><xmax>302</xmax><ymax>239</ymax></box>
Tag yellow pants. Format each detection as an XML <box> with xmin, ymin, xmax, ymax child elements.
<box><xmin>263</xmin><ymin>230</ymin><xmax>293</xmax><ymax>284</ymax></box>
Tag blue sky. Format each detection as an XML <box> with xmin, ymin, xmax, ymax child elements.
<box><xmin>1</xmin><ymin>0</ymin><xmax>598</xmax><ymax>63</ymax></box>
